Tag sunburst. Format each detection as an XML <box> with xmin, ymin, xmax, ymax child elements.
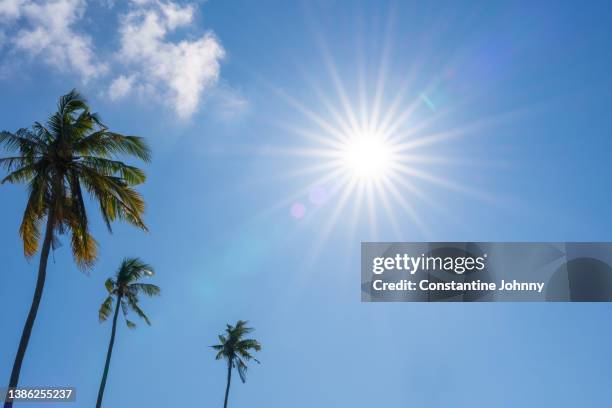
<box><xmin>249</xmin><ymin>35</ymin><xmax>515</xmax><ymax>255</ymax></box>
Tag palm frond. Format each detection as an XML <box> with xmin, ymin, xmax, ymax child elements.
<box><xmin>31</xmin><ymin>122</ymin><xmax>54</xmax><ymax>145</ymax></box>
<box><xmin>0</xmin><ymin>129</ymin><xmax>44</xmax><ymax>155</ymax></box>
<box><xmin>236</xmin><ymin>358</ymin><xmax>248</xmax><ymax>383</ymax></box>
<box><xmin>65</xmin><ymin>171</ymin><xmax>97</xmax><ymax>269</ymax></box>
<box><xmin>129</xmin><ymin>283</ymin><xmax>160</xmax><ymax>297</ymax></box>
<box><xmin>236</xmin><ymin>339</ymin><xmax>262</xmax><ymax>352</ymax></box>
<box><xmin>74</xmin><ymin>131</ymin><xmax>151</xmax><ymax>162</ymax></box>
<box><xmin>99</xmin><ymin>296</ymin><xmax>114</xmax><ymax>322</ymax></box>
<box><xmin>126</xmin><ymin>294</ymin><xmax>151</xmax><ymax>325</ymax></box>
<box><xmin>68</xmin><ymin>224</ymin><xmax>97</xmax><ymax>270</ymax></box>
<box><xmin>0</xmin><ymin>156</ymin><xmax>38</xmax><ymax>172</ymax></box>
<box><xmin>105</xmin><ymin>278</ymin><xmax>115</xmax><ymax>293</ymax></box>
<box><xmin>78</xmin><ymin>157</ymin><xmax>146</xmax><ymax>186</ymax></box>
<box><xmin>77</xmin><ymin>165</ymin><xmax>147</xmax><ymax>231</ymax></box>
<box><xmin>1</xmin><ymin>164</ymin><xmax>38</xmax><ymax>184</ymax></box>
<box><xmin>120</xmin><ymin>298</ymin><xmax>129</xmax><ymax>317</ymax></box>
<box><xmin>18</xmin><ymin>173</ymin><xmax>48</xmax><ymax>257</ymax></box>
<box><xmin>117</xmin><ymin>257</ymin><xmax>154</xmax><ymax>283</ymax></box>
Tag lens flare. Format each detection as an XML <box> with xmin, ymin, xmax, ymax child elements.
<box><xmin>290</xmin><ymin>202</ymin><xmax>306</xmax><ymax>219</ymax></box>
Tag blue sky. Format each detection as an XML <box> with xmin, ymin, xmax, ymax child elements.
<box><xmin>2</xmin><ymin>0</ymin><xmax>612</xmax><ymax>407</ymax></box>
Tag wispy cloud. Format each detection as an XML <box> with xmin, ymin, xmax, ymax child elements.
<box><xmin>107</xmin><ymin>74</ymin><xmax>136</xmax><ymax>101</ymax></box>
<box><xmin>0</xmin><ymin>0</ymin><xmax>106</xmax><ymax>81</ymax></box>
<box><xmin>109</xmin><ymin>0</ymin><xmax>226</xmax><ymax>119</ymax></box>
<box><xmin>0</xmin><ymin>0</ymin><xmax>229</xmax><ymax>119</ymax></box>
<box><xmin>208</xmin><ymin>82</ymin><xmax>250</xmax><ymax>122</ymax></box>
<box><xmin>0</xmin><ymin>0</ymin><xmax>27</xmax><ymax>20</ymax></box>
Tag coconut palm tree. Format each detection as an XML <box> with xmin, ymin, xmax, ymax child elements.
<box><xmin>97</xmin><ymin>257</ymin><xmax>160</xmax><ymax>408</ymax></box>
<box><xmin>0</xmin><ymin>90</ymin><xmax>150</xmax><ymax>408</ymax></box>
<box><xmin>212</xmin><ymin>320</ymin><xmax>262</xmax><ymax>408</ymax></box>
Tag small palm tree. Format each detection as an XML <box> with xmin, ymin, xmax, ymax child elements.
<box><xmin>1</xmin><ymin>90</ymin><xmax>149</xmax><ymax>408</ymax></box>
<box><xmin>97</xmin><ymin>257</ymin><xmax>160</xmax><ymax>408</ymax></box>
<box><xmin>212</xmin><ymin>320</ymin><xmax>262</xmax><ymax>408</ymax></box>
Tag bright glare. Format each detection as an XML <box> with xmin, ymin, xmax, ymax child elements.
<box><xmin>264</xmin><ymin>41</ymin><xmax>496</xmax><ymax>244</ymax></box>
<box><xmin>341</xmin><ymin>134</ymin><xmax>393</xmax><ymax>180</ymax></box>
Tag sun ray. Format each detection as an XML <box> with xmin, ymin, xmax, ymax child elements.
<box><xmin>309</xmin><ymin>85</ymin><xmax>360</xmax><ymax>141</ymax></box>
<box><xmin>391</xmin><ymin>163</ymin><xmax>498</xmax><ymax>203</ymax></box>
<box><xmin>375</xmin><ymin>176</ymin><xmax>403</xmax><ymax>240</ymax></box>
<box><xmin>389</xmin><ymin>173</ymin><xmax>446</xmax><ymax>215</ymax></box>
<box><xmin>268</xmin><ymin>84</ymin><xmax>351</xmax><ymax>144</ymax></box>
<box><xmin>251</xmin><ymin>18</ymin><xmax>509</xmax><ymax>248</ymax></box>
<box><xmin>276</xmin><ymin>123</ymin><xmax>349</xmax><ymax>150</ymax></box>
<box><xmin>246</xmin><ymin>161</ymin><xmax>342</xmax><ymax>189</ymax></box>
<box><xmin>268</xmin><ymin>80</ymin><xmax>496</xmax><ymax>242</ymax></box>
<box><xmin>301</xmin><ymin>176</ymin><xmax>359</xmax><ymax>271</ymax></box>
<box><xmin>348</xmin><ymin>180</ymin><xmax>366</xmax><ymax>239</ymax></box>
<box><xmin>319</xmin><ymin>45</ymin><xmax>362</xmax><ymax>136</ymax></box>
<box><xmin>381</xmin><ymin>175</ymin><xmax>432</xmax><ymax>239</ymax></box>
<box><xmin>259</xmin><ymin>167</ymin><xmax>347</xmax><ymax>216</ymax></box>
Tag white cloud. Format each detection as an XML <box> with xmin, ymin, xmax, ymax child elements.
<box><xmin>0</xmin><ymin>0</ymin><xmax>26</xmax><ymax>20</ymax></box>
<box><xmin>158</xmin><ymin>1</ymin><xmax>193</xmax><ymax>29</ymax></box>
<box><xmin>114</xmin><ymin>0</ymin><xmax>225</xmax><ymax>118</ymax></box>
<box><xmin>108</xmin><ymin>74</ymin><xmax>135</xmax><ymax>101</ymax></box>
<box><xmin>1</xmin><ymin>0</ymin><xmax>229</xmax><ymax>119</ymax></box>
<box><xmin>1</xmin><ymin>0</ymin><xmax>106</xmax><ymax>81</ymax></box>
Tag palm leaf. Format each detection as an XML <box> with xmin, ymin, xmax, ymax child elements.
<box><xmin>78</xmin><ymin>157</ymin><xmax>146</xmax><ymax>186</ymax></box>
<box><xmin>126</xmin><ymin>294</ymin><xmax>151</xmax><ymax>325</ymax></box>
<box><xmin>105</xmin><ymin>278</ymin><xmax>115</xmax><ymax>293</ymax></box>
<box><xmin>74</xmin><ymin>131</ymin><xmax>151</xmax><ymax>162</ymax></box>
<box><xmin>18</xmin><ymin>173</ymin><xmax>48</xmax><ymax>257</ymax></box>
<box><xmin>236</xmin><ymin>358</ymin><xmax>248</xmax><ymax>383</ymax></box>
<box><xmin>129</xmin><ymin>283</ymin><xmax>160</xmax><ymax>297</ymax></box>
<box><xmin>99</xmin><ymin>296</ymin><xmax>114</xmax><ymax>322</ymax></box>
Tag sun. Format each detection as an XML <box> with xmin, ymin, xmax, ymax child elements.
<box><xmin>340</xmin><ymin>133</ymin><xmax>394</xmax><ymax>181</ymax></box>
<box><xmin>259</xmin><ymin>42</ymin><xmax>498</xmax><ymax>244</ymax></box>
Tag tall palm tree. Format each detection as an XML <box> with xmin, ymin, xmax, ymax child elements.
<box><xmin>0</xmin><ymin>90</ymin><xmax>150</xmax><ymax>408</ymax></box>
<box><xmin>97</xmin><ymin>257</ymin><xmax>160</xmax><ymax>408</ymax></box>
<box><xmin>212</xmin><ymin>320</ymin><xmax>262</xmax><ymax>408</ymax></box>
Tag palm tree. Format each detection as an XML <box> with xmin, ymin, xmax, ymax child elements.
<box><xmin>212</xmin><ymin>320</ymin><xmax>262</xmax><ymax>408</ymax></box>
<box><xmin>0</xmin><ymin>90</ymin><xmax>150</xmax><ymax>408</ymax></box>
<box><xmin>97</xmin><ymin>257</ymin><xmax>160</xmax><ymax>408</ymax></box>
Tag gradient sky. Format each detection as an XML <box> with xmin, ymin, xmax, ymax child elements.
<box><xmin>2</xmin><ymin>1</ymin><xmax>612</xmax><ymax>407</ymax></box>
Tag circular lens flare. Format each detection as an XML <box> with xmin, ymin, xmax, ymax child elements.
<box><xmin>290</xmin><ymin>202</ymin><xmax>306</xmax><ymax>218</ymax></box>
<box><xmin>341</xmin><ymin>134</ymin><xmax>392</xmax><ymax>180</ymax></box>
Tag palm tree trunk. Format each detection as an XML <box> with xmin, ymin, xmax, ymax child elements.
<box><xmin>4</xmin><ymin>212</ymin><xmax>54</xmax><ymax>408</ymax></box>
<box><xmin>223</xmin><ymin>360</ymin><xmax>232</xmax><ymax>408</ymax></box>
<box><xmin>96</xmin><ymin>294</ymin><xmax>122</xmax><ymax>408</ymax></box>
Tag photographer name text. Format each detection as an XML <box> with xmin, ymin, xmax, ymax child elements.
<box><xmin>370</xmin><ymin>253</ymin><xmax>544</xmax><ymax>293</ymax></box>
